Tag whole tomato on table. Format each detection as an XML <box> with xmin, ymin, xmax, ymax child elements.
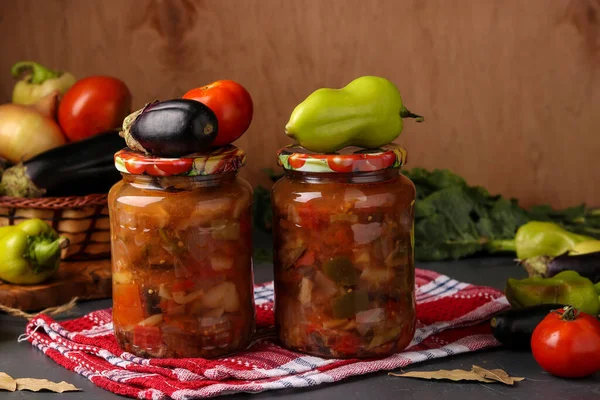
<box><xmin>183</xmin><ymin>80</ymin><xmax>253</xmax><ymax>147</ymax></box>
<box><xmin>531</xmin><ymin>306</ymin><xmax>600</xmax><ymax>378</ymax></box>
<box><xmin>58</xmin><ymin>76</ymin><xmax>132</xmax><ymax>141</ymax></box>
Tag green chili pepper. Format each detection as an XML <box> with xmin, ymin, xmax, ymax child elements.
<box><xmin>513</xmin><ymin>221</ymin><xmax>594</xmax><ymax>260</ymax></box>
<box><xmin>285</xmin><ymin>76</ymin><xmax>423</xmax><ymax>153</ymax></box>
<box><xmin>505</xmin><ymin>270</ymin><xmax>600</xmax><ymax>316</ymax></box>
<box><xmin>0</xmin><ymin>219</ymin><xmax>69</xmax><ymax>285</ymax></box>
<box><xmin>11</xmin><ymin>61</ymin><xmax>76</xmax><ymax>105</ymax></box>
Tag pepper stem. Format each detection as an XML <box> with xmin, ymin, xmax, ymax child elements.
<box><xmin>11</xmin><ymin>61</ymin><xmax>61</xmax><ymax>84</ymax></box>
<box><xmin>486</xmin><ymin>239</ymin><xmax>517</xmax><ymax>253</ymax></box>
<box><xmin>30</xmin><ymin>237</ymin><xmax>69</xmax><ymax>273</ymax></box>
<box><xmin>400</xmin><ymin>106</ymin><xmax>425</xmax><ymax>123</ymax></box>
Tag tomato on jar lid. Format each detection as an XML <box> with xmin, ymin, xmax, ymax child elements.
<box><xmin>277</xmin><ymin>144</ymin><xmax>407</xmax><ymax>173</ymax></box>
<box><xmin>114</xmin><ymin>145</ymin><xmax>246</xmax><ymax>177</ymax></box>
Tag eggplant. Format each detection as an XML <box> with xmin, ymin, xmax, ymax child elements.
<box><xmin>1</xmin><ymin>130</ymin><xmax>125</xmax><ymax>198</ymax></box>
<box><xmin>121</xmin><ymin>99</ymin><xmax>218</xmax><ymax>158</ymax></box>
<box><xmin>521</xmin><ymin>252</ymin><xmax>600</xmax><ymax>283</ymax></box>
<box><xmin>490</xmin><ymin>304</ymin><xmax>565</xmax><ymax>350</ymax></box>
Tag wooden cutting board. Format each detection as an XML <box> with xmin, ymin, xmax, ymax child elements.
<box><xmin>0</xmin><ymin>260</ymin><xmax>112</xmax><ymax>312</ymax></box>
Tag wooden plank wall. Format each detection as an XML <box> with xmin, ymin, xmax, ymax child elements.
<box><xmin>0</xmin><ymin>0</ymin><xmax>598</xmax><ymax>208</ymax></box>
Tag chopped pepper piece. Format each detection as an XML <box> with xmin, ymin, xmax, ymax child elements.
<box><xmin>330</xmin><ymin>289</ymin><xmax>370</xmax><ymax>319</ymax></box>
<box><xmin>322</xmin><ymin>257</ymin><xmax>359</xmax><ymax>286</ymax></box>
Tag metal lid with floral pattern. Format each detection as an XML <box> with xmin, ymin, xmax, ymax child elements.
<box><xmin>277</xmin><ymin>144</ymin><xmax>407</xmax><ymax>173</ymax></box>
<box><xmin>114</xmin><ymin>145</ymin><xmax>246</xmax><ymax>177</ymax></box>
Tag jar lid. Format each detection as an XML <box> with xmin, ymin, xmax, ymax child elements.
<box><xmin>277</xmin><ymin>144</ymin><xmax>407</xmax><ymax>173</ymax></box>
<box><xmin>115</xmin><ymin>145</ymin><xmax>246</xmax><ymax>177</ymax></box>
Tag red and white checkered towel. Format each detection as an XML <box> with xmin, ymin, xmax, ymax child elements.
<box><xmin>23</xmin><ymin>269</ymin><xmax>509</xmax><ymax>399</ymax></box>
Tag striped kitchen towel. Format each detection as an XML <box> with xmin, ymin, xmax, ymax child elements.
<box><xmin>23</xmin><ymin>268</ymin><xmax>509</xmax><ymax>399</ymax></box>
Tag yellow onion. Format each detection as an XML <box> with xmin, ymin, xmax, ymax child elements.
<box><xmin>0</xmin><ymin>92</ymin><xmax>65</xmax><ymax>163</ymax></box>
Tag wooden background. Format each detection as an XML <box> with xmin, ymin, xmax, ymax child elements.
<box><xmin>0</xmin><ymin>0</ymin><xmax>598</xmax><ymax>208</ymax></box>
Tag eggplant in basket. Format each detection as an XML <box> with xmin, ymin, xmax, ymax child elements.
<box><xmin>1</xmin><ymin>130</ymin><xmax>126</xmax><ymax>198</ymax></box>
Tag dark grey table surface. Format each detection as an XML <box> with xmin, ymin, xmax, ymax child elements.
<box><xmin>1</xmin><ymin>251</ymin><xmax>599</xmax><ymax>399</ymax></box>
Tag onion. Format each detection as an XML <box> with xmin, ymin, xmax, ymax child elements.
<box><xmin>0</xmin><ymin>92</ymin><xmax>65</xmax><ymax>163</ymax></box>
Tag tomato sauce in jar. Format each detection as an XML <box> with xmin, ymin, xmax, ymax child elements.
<box><xmin>108</xmin><ymin>146</ymin><xmax>255</xmax><ymax>358</ymax></box>
<box><xmin>271</xmin><ymin>145</ymin><xmax>416</xmax><ymax>359</ymax></box>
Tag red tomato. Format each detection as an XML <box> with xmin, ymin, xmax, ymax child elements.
<box><xmin>58</xmin><ymin>76</ymin><xmax>132</xmax><ymax>141</ymax></box>
<box><xmin>327</xmin><ymin>156</ymin><xmax>355</xmax><ymax>173</ymax></box>
<box><xmin>531</xmin><ymin>306</ymin><xmax>600</xmax><ymax>378</ymax></box>
<box><xmin>288</xmin><ymin>154</ymin><xmax>307</xmax><ymax>169</ymax></box>
<box><xmin>182</xmin><ymin>80</ymin><xmax>253</xmax><ymax>147</ymax></box>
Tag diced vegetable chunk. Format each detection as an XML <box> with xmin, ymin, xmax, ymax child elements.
<box><xmin>299</xmin><ymin>277</ymin><xmax>313</xmax><ymax>305</ymax></box>
<box><xmin>210</xmin><ymin>255</ymin><xmax>234</xmax><ymax>271</ymax></box>
<box><xmin>330</xmin><ymin>290</ymin><xmax>370</xmax><ymax>319</ymax></box>
<box><xmin>211</xmin><ymin>220</ymin><xmax>240</xmax><ymax>240</ymax></box>
<box><xmin>113</xmin><ymin>283</ymin><xmax>145</xmax><ymax>326</ymax></box>
<box><xmin>322</xmin><ymin>257</ymin><xmax>359</xmax><ymax>286</ymax></box>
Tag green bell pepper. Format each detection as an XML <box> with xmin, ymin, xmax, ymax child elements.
<box><xmin>0</xmin><ymin>219</ymin><xmax>69</xmax><ymax>285</ymax></box>
<box><xmin>285</xmin><ymin>76</ymin><xmax>423</xmax><ymax>153</ymax></box>
<box><xmin>505</xmin><ymin>270</ymin><xmax>600</xmax><ymax>316</ymax></box>
<box><xmin>11</xmin><ymin>61</ymin><xmax>76</xmax><ymax>105</ymax></box>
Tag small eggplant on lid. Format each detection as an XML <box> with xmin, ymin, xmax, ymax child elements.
<box><xmin>120</xmin><ymin>99</ymin><xmax>218</xmax><ymax>158</ymax></box>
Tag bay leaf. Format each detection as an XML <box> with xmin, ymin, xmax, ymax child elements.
<box><xmin>472</xmin><ymin>365</ymin><xmax>525</xmax><ymax>385</ymax></box>
<box><xmin>0</xmin><ymin>372</ymin><xmax>16</xmax><ymax>392</ymax></box>
<box><xmin>15</xmin><ymin>378</ymin><xmax>80</xmax><ymax>393</ymax></box>
<box><xmin>389</xmin><ymin>369</ymin><xmax>496</xmax><ymax>383</ymax></box>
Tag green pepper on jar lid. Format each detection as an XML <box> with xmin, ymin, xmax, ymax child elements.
<box><xmin>285</xmin><ymin>76</ymin><xmax>423</xmax><ymax>153</ymax></box>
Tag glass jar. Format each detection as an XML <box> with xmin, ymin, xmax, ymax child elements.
<box><xmin>108</xmin><ymin>146</ymin><xmax>255</xmax><ymax>358</ymax></box>
<box><xmin>272</xmin><ymin>144</ymin><xmax>416</xmax><ymax>359</ymax></box>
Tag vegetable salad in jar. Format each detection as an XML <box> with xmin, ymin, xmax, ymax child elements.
<box><xmin>109</xmin><ymin>146</ymin><xmax>255</xmax><ymax>358</ymax></box>
<box><xmin>272</xmin><ymin>145</ymin><xmax>416</xmax><ymax>358</ymax></box>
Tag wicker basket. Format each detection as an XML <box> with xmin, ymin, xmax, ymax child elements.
<box><xmin>0</xmin><ymin>194</ymin><xmax>111</xmax><ymax>261</ymax></box>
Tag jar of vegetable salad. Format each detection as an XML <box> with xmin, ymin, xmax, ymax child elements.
<box><xmin>108</xmin><ymin>145</ymin><xmax>255</xmax><ymax>358</ymax></box>
<box><xmin>272</xmin><ymin>144</ymin><xmax>416</xmax><ymax>359</ymax></box>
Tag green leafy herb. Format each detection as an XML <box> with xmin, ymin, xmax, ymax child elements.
<box><xmin>404</xmin><ymin>168</ymin><xmax>600</xmax><ymax>261</ymax></box>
